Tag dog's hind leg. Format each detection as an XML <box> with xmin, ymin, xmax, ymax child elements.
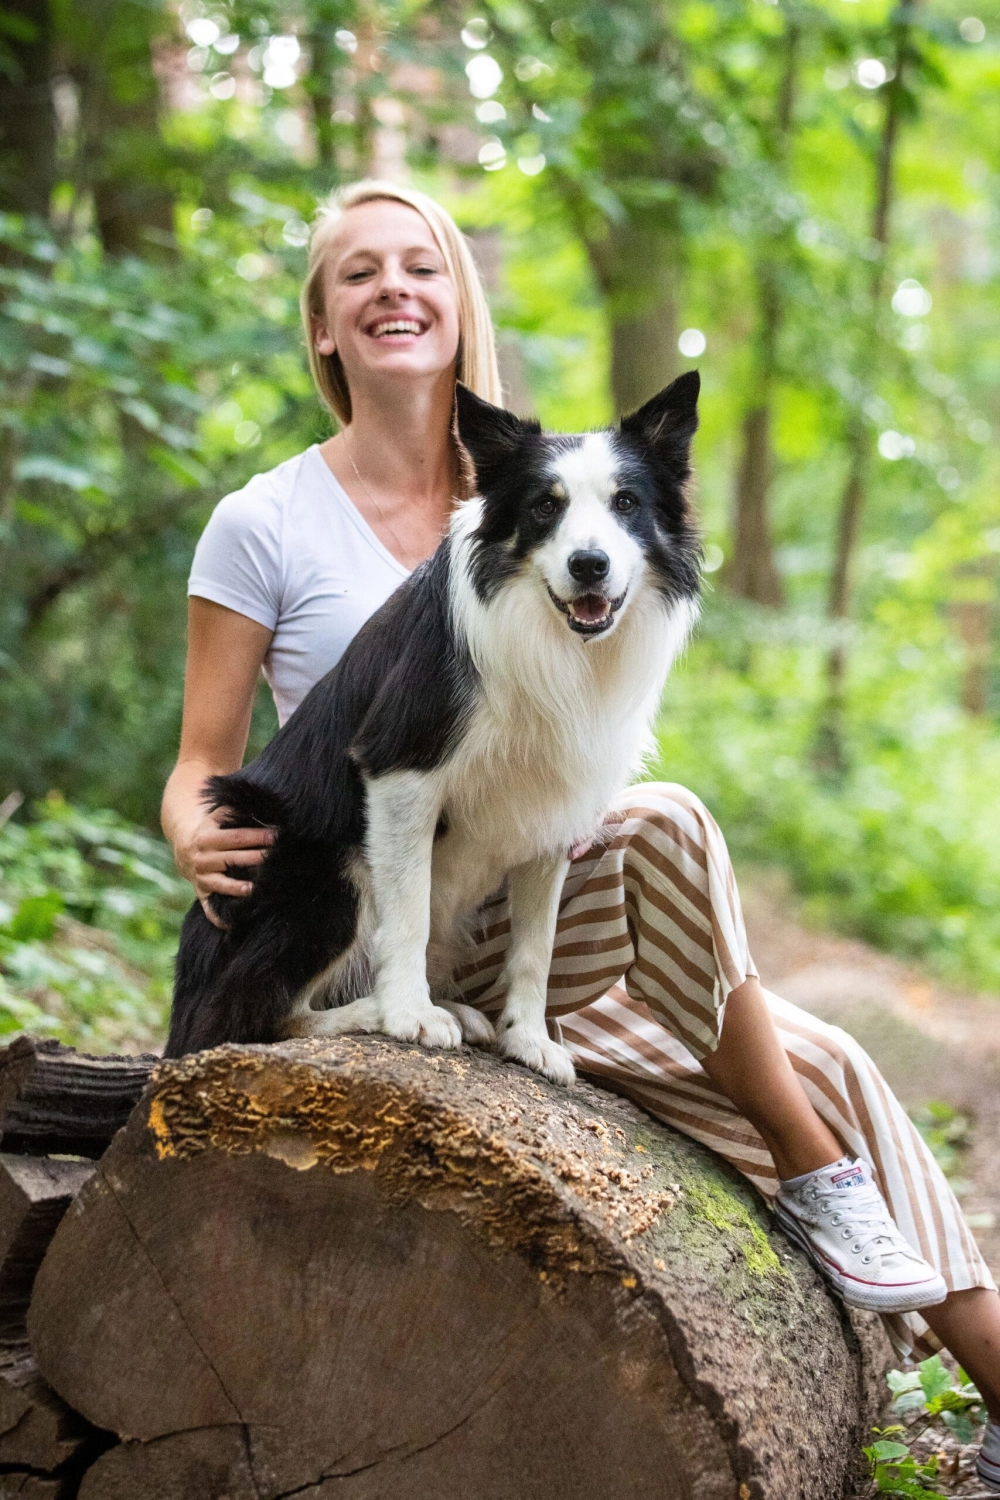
<box><xmin>494</xmin><ymin>853</ymin><xmax>576</xmax><ymax>1086</ymax></box>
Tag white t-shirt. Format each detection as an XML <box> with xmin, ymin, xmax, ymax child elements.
<box><xmin>188</xmin><ymin>446</ymin><xmax>410</xmax><ymax>725</ymax></box>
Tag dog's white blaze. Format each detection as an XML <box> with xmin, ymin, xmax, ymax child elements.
<box><xmin>448</xmin><ymin>497</ymin><xmax>697</xmax><ymax>882</ymax></box>
<box><xmin>539</xmin><ymin>433</ymin><xmax>643</xmax><ymax>603</ymax></box>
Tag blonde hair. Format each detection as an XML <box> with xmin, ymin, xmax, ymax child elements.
<box><xmin>300</xmin><ymin>180</ymin><xmax>503</xmax><ymax>424</ymax></box>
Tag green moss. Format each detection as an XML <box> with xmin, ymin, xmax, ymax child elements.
<box><xmin>684</xmin><ymin>1178</ymin><xmax>784</xmax><ymax>1277</ymax></box>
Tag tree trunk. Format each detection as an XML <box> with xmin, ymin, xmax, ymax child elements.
<box><xmin>67</xmin><ymin>0</ymin><xmax>174</xmax><ymax>258</ymax></box>
<box><xmin>29</xmin><ymin>1036</ymin><xmax>890</xmax><ymax>1499</ymax></box>
<box><xmin>725</xmin><ymin>405</ymin><xmax>784</xmax><ymax>607</ymax></box>
<box><xmin>0</xmin><ymin>0</ymin><xmax>57</xmax><ymax>220</ymax></box>
<box><xmin>817</xmin><ymin>5</ymin><xmax>916</xmax><ymax>767</ymax></box>
<box><xmin>587</xmin><ymin>225</ymin><xmax>679</xmax><ymax>417</ymax></box>
<box><xmin>724</xmin><ymin>19</ymin><xmax>801</xmax><ymax>609</ymax></box>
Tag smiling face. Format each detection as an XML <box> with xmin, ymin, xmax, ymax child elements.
<box><xmin>454</xmin><ymin>374</ymin><xmax>703</xmax><ymax>642</ymax></box>
<box><xmin>312</xmin><ymin>199</ymin><xmax>461</xmax><ymax>399</ymax></box>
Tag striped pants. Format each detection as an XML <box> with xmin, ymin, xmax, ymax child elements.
<box><xmin>454</xmin><ymin>783</ymin><xmax>995</xmax><ymax>1360</ymax></box>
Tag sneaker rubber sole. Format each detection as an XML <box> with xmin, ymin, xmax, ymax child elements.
<box><xmin>977</xmin><ymin>1451</ymin><xmax>1000</xmax><ymax>1492</ymax></box>
<box><xmin>773</xmin><ymin>1200</ymin><xmax>948</xmax><ymax>1314</ymax></box>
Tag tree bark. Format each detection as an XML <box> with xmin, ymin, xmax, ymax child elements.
<box><xmin>30</xmin><ymin>1036</ymin><xmax>890</xmax><ymax>1499</ymax></box>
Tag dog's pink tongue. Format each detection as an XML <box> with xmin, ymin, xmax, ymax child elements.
<box><xmin>571</xmin><ymin>594</ymin><xmax>609</xmax><ymax>623</ymax></box>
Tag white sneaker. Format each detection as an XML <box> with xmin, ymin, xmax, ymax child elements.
<box><xmin>773</xmin><ymin>1158</ymin><xmax>948</xmax><ymax>1314</ymax></box>
<box><xmin>978</xmin><ymin>1421</ymin><xmax>1000</xmax><ymax>1491</ymax></box>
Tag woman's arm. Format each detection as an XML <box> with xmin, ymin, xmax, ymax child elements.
<box><xmin>161</xmin><ymin>597</ymin><xmax>275</xmax><ymax>924</ymax></box>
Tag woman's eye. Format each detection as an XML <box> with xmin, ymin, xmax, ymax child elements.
<box><xmin>613</xmin><ymin>491</ymin><xmax>638</xmax><ymax>513</ymax></box>
<box><xmin>411</xmin><ymin>265</ymin><xmax>438</xmax><ymax>277</ymax></box>
<box><xmin>345</xmin><ymin>269</ymin><xmax>374</xmax><ymax>283</ymax></box>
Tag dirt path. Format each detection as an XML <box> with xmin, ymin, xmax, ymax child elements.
<box><xmin>739</xmin><ymin>865</ymin><xmax>1000</xmax><ymax>1280</ymax></box>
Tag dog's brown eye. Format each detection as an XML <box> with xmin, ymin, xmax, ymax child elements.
<box><xmin>533</xmin><ymin>496</ymin><xmax>559</xmax><ymax>520</ymax></box>
<box><xmin>613</xmin><ymin>491</ymin><xmax>637</xmax><ymax>513</ymax></box>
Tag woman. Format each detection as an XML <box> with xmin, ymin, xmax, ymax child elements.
<box><xmin>162</xmin><ymin>180</ymin><xmax>1000</xmax><ymax>1477</ymax></box>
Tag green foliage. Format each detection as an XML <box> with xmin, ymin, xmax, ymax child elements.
<box><xmin>887</xmin><ymin>1356</ymin><xmax>986</xmax><ymax>1445</ymax></box>
<box><xmin>0</xmin><ymin>795</ymin><xmax>186</xmax><ymax>1051</ymax></box>
<box><xmin>863</xmin><ymin>1427</ymin><xmax>946</xmax><ymax>1499</ymax></box>
<box><xmin>861</xmin><ymin>1359</ymin><xmax>987</xmax><ymax>1497</ymax></box>
<box><xmin>907</xmin><ymin>1101</ymin><xmax>972</xmax><ymax>1186</ymax></box>
<box><xmin>653</xmin><ymin>586</ymin><xmax>1000</xmax><ymax>991</ymax></box>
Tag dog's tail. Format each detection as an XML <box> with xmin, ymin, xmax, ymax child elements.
<box><xmin>165</xmin><ymin>898</ymin><xmax>232</xmax><ymax>1056</ymax></box>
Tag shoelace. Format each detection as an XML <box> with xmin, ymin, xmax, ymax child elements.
<box><xmin>807</xmin><ymin>1181</ymin><xmax>914</xmax><ymax>1265</ymax></box>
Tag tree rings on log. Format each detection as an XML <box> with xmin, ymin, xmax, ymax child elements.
<box><xmin>29</xmin><ymin>1037</ymin><xmax>889</xmax><ymax>1499</ymax></box>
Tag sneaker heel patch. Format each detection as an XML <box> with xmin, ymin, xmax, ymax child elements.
<box><xmin>830</xmin><ymin>1166</ymin><xmax>866</xmax><ymax>1190</ymax></box>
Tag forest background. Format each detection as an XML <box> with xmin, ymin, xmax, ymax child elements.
<box><xmin>0</xmin><ymin>0</ymin><xmax>997</xmax><ymax>1054</ymax></box>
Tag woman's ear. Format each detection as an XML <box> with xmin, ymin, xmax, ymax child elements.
<box><xmin>312</xmin><ymin>317</ymin><xmax>336</xmax><ymax>357</ymax></box>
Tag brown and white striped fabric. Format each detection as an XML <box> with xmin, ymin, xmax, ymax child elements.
<box><xmin>453</xmin><ymin>782</ymin><xmax>995</xmax><ymax>1360</ymax></box>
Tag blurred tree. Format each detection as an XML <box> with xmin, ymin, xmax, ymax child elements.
<box><xmin>468</xmin><ymin>0</ymin><xmax>719</xmax><ymax>414</ymax></box>
<box><xmin>0</xmin><ymin>0</ymin><xmax>57</xmax><ymax>222</ymax></box>
<box><xmin>58</xmin><ymin>0</ymin><xmax>176</xmax><ymax>257</ymax></box>
<box><xmin>816</xmin><ymin>0</ymin><xmax>933</xmax><ymax>771</ymax></box>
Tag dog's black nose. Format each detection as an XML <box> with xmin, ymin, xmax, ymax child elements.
<box><xmin>568</xmin><ymin>549</ymin><xmax>610</xmax><ymax>584</ymax></box>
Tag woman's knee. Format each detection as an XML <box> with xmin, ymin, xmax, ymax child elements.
<box><xmin>610</xmin><ymin>781</ymin><xmax>720</xmax><ymax>856</ymax></box>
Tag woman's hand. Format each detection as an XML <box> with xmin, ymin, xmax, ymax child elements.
<box><xmin>161</xmin><ymin>598</ymin><xmax>277</xmax><ymax>929</ymax></box>
<box><xmin>176</xmin><ymin>806</ymin><xmax>274</xmax><ymax>927</ymax></box>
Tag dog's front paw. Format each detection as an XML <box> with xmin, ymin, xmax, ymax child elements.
<box><xmin>438</xmin><ymin>1002</ymin><xmax>495</xmax><ymax>1047</ymax></box>
<box><xmin>496</xmin><ymin>1021</ymin><xmax>576</xmax><ymax>1087</ymax></box>
<box><xmin>380</xmin><ymin>1000</ymin><xmax>463</xmax><ymax>1051</ymax></box>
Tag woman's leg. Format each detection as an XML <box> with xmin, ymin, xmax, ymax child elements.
<box><xmin>923</xmin><ymin>1290</ymin><xmax>1000</xmax><ymax>1421</ymax></box>
<box><xmin>454</xmin><ymin>782</ymin><xmax>997</xmax><ymax>1365</ymax></box>
<box><xmin>700</xmin><ymin>975</ymin><xmax>842</xmax><ymax>1180</ymax></box>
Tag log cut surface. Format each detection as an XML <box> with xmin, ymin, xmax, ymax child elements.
<box><xmin>28</xmin><ymin>1036</ymin><xmax>889</xmax><ymax>1499</ymax></box>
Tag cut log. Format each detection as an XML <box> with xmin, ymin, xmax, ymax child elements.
<box><xmin>0</xmin><ymin>1152</ymin><xmax>104</xmax><ymax>1480</ymax></box>
<box><xmin>29</xmin><ymin>1037</ymin><xmax>891</xmax><ymax>1500</ymax></box>
<box><xmin>0</xmin><ymin>1153</ymin><xmax>94</xmax><ymax>1347</ymax></box>
<box><xmin>0</xmin><ymin>1038</ymin><xmax>156</xmax><ymax>1158</ymax></box>
<box><xmin>0</xmin><ymin>1346</ymin><xmax>95</xmax><ymax>1473</ymax></box>
<box><xmin>0</xmin><ymin>1476</ymin><xmax>60</xmax><ymax>1499</ymax></box>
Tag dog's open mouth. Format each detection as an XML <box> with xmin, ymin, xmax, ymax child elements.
<box><xmin>547</xmin><ymin>585</ymin><xmax>627</xmax><ymax>636</ymax></box>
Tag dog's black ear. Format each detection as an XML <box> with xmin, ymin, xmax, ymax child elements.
<box><xmin>619</xmin><ymin>371</ymin><xmax>700</xmax><ymax>458</ymax></box>
<box><xmin>455</xmin><ymin>383</ymin><xmax>540</xmax><ymax>490</ymax></box>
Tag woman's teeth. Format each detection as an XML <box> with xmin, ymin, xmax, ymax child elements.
<box><xmin>371</xmin><ymin>320</ymin><xmax>422</xmax><ymax>337</ymax></box>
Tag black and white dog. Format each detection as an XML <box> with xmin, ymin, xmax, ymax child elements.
<box><xmin>166</xmin><ymin>372</ymin><xmax>702</xmax><ymax>1085</ymax></box>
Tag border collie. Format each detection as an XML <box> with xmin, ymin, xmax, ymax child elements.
<box><xmin>166</xmin><ymin>373</ymin><xmax>702</xmax><ymax>1085</ymax></box>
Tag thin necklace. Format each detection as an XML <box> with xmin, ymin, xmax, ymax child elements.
<box><xmin>346</xmin><ymin>436</ymin><xmax>426</xmax><ymax>572</ymax></box>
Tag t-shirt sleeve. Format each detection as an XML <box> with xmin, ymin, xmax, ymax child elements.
<box><xmin>187</xmin><ymin>480</ymin><xmax>283</xmax><ymax>631</ymax></box>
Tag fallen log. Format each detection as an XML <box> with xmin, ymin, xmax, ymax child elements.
<box><xmin>0</xmin><ymin>1147</ymin><xmax>107</xmax><ymax>1493</ymax></box>
<box><xmin>29</xmin><ymin>1036</ymin><xmax>891</xmax><ymax>1500</ymax></box>
<box><xmin>0</xmin><ymin>1039</ymin><xmax>156</xmax><ymax>1158</ymax></box>
<box><xmin>0</xmin><ymin>1153</ymin><xmax>94</xmax><ymax>1349</ymax></box>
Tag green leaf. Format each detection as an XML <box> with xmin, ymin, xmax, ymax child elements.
<box><xmin>917</xmin><ymin>1355</ymin><xmax>953</xmax><ymax>1404</ymax></box>
<box><xmin>867</xmin><ymin>1441</ymin><xmax>911</xmax><ymax>1461</ymax></box>
<box><xmin>8</xmin><ymin>891</ymin><xmax>64</xmax><ymax>942</ymax></box>
<box><xmin>940</xmin><ymin>1409</ymin><xmax>977</xmax><ymax>1443</ymax></box>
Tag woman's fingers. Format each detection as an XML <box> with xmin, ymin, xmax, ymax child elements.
<box><xmin>198</xmin><ymin>825</ymin><xmax>274</xmax><ymax>853</ymax></box>
<box><xmin>200</xmin><ymin>895</ymin><xmax>228</xmax><ymax>929</ymax></box>
<box><xmin>195</xmin><ymin>846</ymin><xmax>268</xmax><ymax>872</ymax></box>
